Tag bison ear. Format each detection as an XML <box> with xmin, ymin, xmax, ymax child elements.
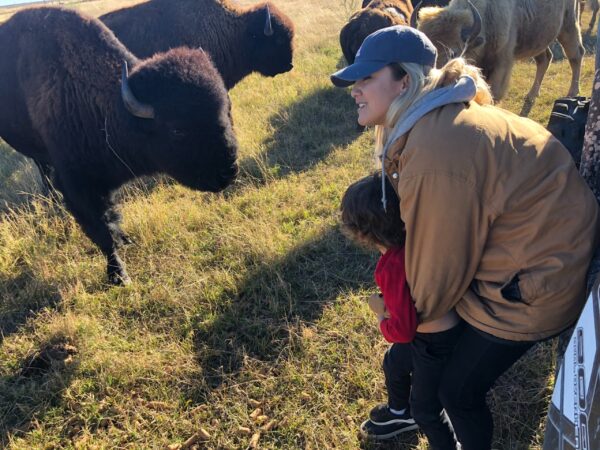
<box><xmin>264</xmin><ymin>4</ymin><xmax>274</xmax><ymax>36</ymax></box>
<box><xmin>121</xmin><ymin>61</ymin><xmax>155</xmax><ymax>120</ymax></box>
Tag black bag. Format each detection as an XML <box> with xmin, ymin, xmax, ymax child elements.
<box><xmin>546</xmin><ymin>96</ymin><xmax>590</xmax><ymax>168</ymax></box>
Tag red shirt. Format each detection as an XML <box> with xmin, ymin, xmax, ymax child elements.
<box><xmin>374</xmin><ymin>247</ymin><xmax>417</xmax><ymax>343</ymax></box>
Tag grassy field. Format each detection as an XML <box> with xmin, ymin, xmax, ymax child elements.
<box><xmin>0</xmin><ymin>1</ymin><xmax>597</xmax><ymax>448</ymax></box>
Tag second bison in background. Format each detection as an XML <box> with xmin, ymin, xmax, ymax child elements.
<box><xmin>0</xmin><ymin>7</ymin><xmax>238</xmax><ymax>285</ymax></box>
<box><xmin>340</xmin><ymin>0</ymin><xmax>413</xmax><ymax>64</ymax></box>
<box><xmin>413</xmin><ymin>0</ymin><xmax>584</xmax><ymax>116</ymax></box>
<box><xmin>341</xmin><ymin>0</ymin><xmax>450</xmax><ymax>65</ymax></box>
<box><xmin>100</xmin><ymin>0</ymin><xmax>295</xmax><ymax>90</ymax></box>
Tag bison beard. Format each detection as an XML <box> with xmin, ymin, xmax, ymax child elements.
<box><xmin>100</xmin><ymin>0</ymin><xmax>295</xmax><ymax>90</ymax></box>
<box><xmin>0</xmin><ymin>7</ymin><xmax>239</xmax><ymax>285</ymax></box>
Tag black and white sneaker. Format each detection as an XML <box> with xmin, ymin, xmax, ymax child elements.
<box><xmin>359</xmin><ymin>404</ymin><xmax>418</xmax><ymax>440</ymax></box>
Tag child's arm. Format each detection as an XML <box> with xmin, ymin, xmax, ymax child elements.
<box><xmin>375</xmin><ymin>249</ymin><xmax>417</xmax><ymax>343</ymax></box>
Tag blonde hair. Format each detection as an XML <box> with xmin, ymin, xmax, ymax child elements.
<box><xmin>374</xmin><ymin>58</ymin><xmax>493</xmax><ymax>165</ymax></box>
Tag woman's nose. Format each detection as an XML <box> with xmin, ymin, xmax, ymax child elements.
<box><xmin>351</xmin><ymin>85</ymin><xmax>360</xmax><ymax>98</ymax></box>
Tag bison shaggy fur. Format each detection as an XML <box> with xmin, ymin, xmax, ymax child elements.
<box><xmin>0</xmin><ymin>7</ymin><xmax>239</xmax><ymax>285</ymax></box>
<box><xmin>100</xmin><ymin>0</ymin><xmax>295</xmax><ymax>89</ymax></box>
<box><xmin>340</xmin><ymin>0</ymin><xmax>414</xmax><ymax>64</ymax></box>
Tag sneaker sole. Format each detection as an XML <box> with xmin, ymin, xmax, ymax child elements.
<box><xmin>370</xmin><ymin>417</ymin><xmax>417</xmax><ymax>426</ymax></box>
<box><xmin>359</xmin><ymin>419</ymin><xmax>419</xmax><ymax>440</ymax></box>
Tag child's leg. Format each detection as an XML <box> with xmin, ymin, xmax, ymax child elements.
<box><xmin>383</xmin><ymin>343</ymin><xmax>412</xmax><ymax>411</ymax></box>
<box><xmin>410</xmin><ymin>323</ymin><xmax>464</xmax><ymax>450</ymax></box>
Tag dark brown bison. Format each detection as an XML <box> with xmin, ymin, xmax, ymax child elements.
<box><xmin>361</xmin><ymin>0</ymin><xmax>450</xmax><ymax>8</ymax></box>
<box><xmin>100</xmin><ymin>0</ymin><xmax>295</xmax><ymax>90</ymax></box>
<box><xmin>340</xmin><ymin>0</ymin><xmax>414</xmax><ymax>64</ymax></box>
<box><xmin>0</xmin><ymin>7</ymin><xmax>238</xmax><ymax>285</ymax></box>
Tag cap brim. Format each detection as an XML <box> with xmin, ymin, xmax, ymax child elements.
<box><xmin>330</xmin><ymin>61</ymin><xmax>388</xmax><ymax>87</ymax></box>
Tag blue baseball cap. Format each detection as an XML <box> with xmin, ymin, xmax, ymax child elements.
<box><xmin>331</xmin><ymin>25</ymin><xmax>437</xmax><ymax>87</ymax></box>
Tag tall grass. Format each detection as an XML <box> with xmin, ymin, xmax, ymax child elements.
<box><xmin>0</xmin><ymin>1</ymin><xmax>597</xmax><ymax>448</ymax></box>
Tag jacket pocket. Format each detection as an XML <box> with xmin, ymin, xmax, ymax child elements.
<box><xmin>501</xmin><ymin>274</ymin><xmax>522</xmax><ymax>302</ymax></box>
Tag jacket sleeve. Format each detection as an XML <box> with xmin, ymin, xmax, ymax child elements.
<box><xmin>398</xmin><ymin>171</ymin><xmax>491</xmax><ymax>323</ymax></box>
<box><xmin>376</xmin><ymin>253</ymin><xmax>418</xmax><ymax>343</ymax></box>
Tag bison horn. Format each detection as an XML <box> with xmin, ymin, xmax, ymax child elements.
<box><xmin>410</xmin><ymin>1</ymin><xmax>422</xmax><ymax>28</ymax></box>
<box><xmin>264</xmin><ymin>4</ymin><xmax>274</xmax><ymax>36</ymax></box>
<box><xmin>461</xmin><ymin>0</ymin><xmax>482</xmax><ymax>44</ymax></box>
<box><xmin>121</xmin><ymin>61</ymin><xmax>155</xmax><ymax>120</ymax></box>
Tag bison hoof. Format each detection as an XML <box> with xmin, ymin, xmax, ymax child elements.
<box><xmin>107</xmin><ymin>253</ymin><xmax>131</xmax><ymax>285</ymax></box>
<box><xmin>108</xmin><ymin>270</ymin><xmax>131</xmax><ymax>286</ymax></box>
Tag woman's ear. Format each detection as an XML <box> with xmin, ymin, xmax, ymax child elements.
<box><xmin>396</xmin><ymin>73</ymin><xmax>410</xmax><ymax>95</ymax></box>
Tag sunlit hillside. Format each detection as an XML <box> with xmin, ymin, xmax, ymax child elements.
<box><xmin>0</xmin><ymin>0</ymin><xmax>597</xmax><ymax>448</ymax></box>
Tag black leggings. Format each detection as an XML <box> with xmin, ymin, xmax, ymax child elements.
<box><xmin>410</xmin><ymin>322</ymin><xmax>535</xmax><ymax>450</ymax></box>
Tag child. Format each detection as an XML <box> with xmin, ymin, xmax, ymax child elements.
<box><xmin>340</xmin><ymin>172</ymin><xmax>459</xmax><ymax>440</ymax></box>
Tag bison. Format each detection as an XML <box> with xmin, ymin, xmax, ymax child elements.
<box><xmin>100</xmin><ymin>0</ymin><xmax>295</xmax><ymax>90</ymax></box>
<box><xmin>0</xmin><ymin>7</ymin><xmax>238</xmax><ymax>285</ymax></box>
<box><xmin>412</xmin><ymin>0</ymin><xmax>584</xmax><ymax>116</ymax></box>
<box><xmin>361</xmin><ymin>0</ymin><xmax>449</xmax><ymax>8</ymax></box>
<box><xmin>340</xmin><ymin>0</ymin><xmax>414</xmax><ymax>64</ymax></box>
<box><xmin>583</xmin><ymin>0</ymin><xmax>599</xmax><ymax>33</ymax></box>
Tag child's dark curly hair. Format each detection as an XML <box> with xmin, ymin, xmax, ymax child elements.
<box><xmin>340</xmin><ymin>172</ymin><xmax>405</xmax><ymax>250</ymax></box>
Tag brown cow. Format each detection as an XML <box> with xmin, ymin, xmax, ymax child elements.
<box><xmin>413</xmin><ymin>0</ymin><xmax>583</xmax><ymax>116</ymax></box>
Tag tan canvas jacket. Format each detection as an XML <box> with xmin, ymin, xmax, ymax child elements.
<box><xmin>384</xmin><ymin>101</ymin><xmax>599</xmax><ymax>341</ymax></box>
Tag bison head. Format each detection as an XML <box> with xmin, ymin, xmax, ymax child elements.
<box><xmin>121</xmin><ymin>49</ymin><xmax>238</xmax><ymax>192</ymax></box>
<box><xmin>244</xmin><ymin>3</ymin><xmax>295</xmax><ymax>78</ymax></box>
<box><xmin>340</xmin><ymin>7</ymin><xmax>408</xmax><ymax>64</ymax></box>
<box><xmin>413</xmin><ymin>0</ymin><xmax>483</xmax><ymax>67</ymax></box>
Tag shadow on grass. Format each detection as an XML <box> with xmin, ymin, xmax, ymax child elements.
<box><xmin>192</xmin><ymin>227</ymin><xmax>373</xmax><ymax>389</ymax></box>
<box><xmin>0</xmin><ymin>266</ymin><xmax>74</xmax><ymax>446</ymax></box>
<box><xmin>360</xmin><ymin>432</ymin><xmax>420</xmax><ymax>450</ymax></box>
<box><xmin>0</xmin><ymin>268</ymin><xmax>62</xmax><ymax>345</ymax></box>
<box><xmin>0</xmin><ymin>342</ymin><xmax>77</xmax><ymax>447</ymax></box>
<box><xmin>237</xmin><ymin>86</ymin><xmax>361</xmax><ymax>184</ymax></box>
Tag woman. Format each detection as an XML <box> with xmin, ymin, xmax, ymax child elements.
<box><xmin>331</xmin><ymin>25</ymin><xmax>600</xmax><ymax>449</ymax></box>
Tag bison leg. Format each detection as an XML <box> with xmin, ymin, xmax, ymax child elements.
<box><xmin>57</xmin><ymin>174</ymin><xmax>131</xmax><ymax>285</ymax></box>
<box><xmin>558</xmin><ymin>9</ymin><xmax>585</xmax><ymax>98</ymax></box>
<box><xmin>104</xmin><ymin>203</ymin><xmax>134</xmax><ymax>248</ymax></box>
<box><xmin>590</xmin><ymin>7</ymin><xmax>599</xmax><ymax>33</ymax></box>
<box><xmin>32</xmin><ymin>158</ymin><xmax>58</xmax><ymax>196</ymax></box>
<box><xmin>520</xmin><ymin>48</ymin><xmax>553</xmax><ymax>117</ymax></box>
<box><xmin>487</xmin><ymin>55</ymin><xmax>514</xmax><ymax>103</ymax></box>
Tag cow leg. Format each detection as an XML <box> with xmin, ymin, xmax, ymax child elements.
<box><xmin>558</xmin><ymin>10</ymin><xmax>585</xmax><ymax>98</ymax></box>
<box><xmin>57</xmin><ymin>174</ymin><xmax>131</xmax><ymax>285</ymax></box>
<box><xmin>520</xmin><ymin>48</ymin><xmax>553</xmax><ymax>117</ymax></box>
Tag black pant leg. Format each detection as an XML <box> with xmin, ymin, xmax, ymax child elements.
<box><xmin>383</xmin><ymin>343</ymin><xmax>413</xmax><ymax>410</ymax></box>
<box><xmin>438</xmin><ymin>324</ymin><xmax>535</xmax><ymax>450</ymax></box>
<box><xmin>410</xmin><ymin>324</ymin><xmax>464</xmax><ymax>450</ymax></box>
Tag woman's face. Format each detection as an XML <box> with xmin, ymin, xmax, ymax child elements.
<box><xmin>351</xmin><ymin>66</ymin><xmax>409</xmax><ymax>127</ymax></box>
